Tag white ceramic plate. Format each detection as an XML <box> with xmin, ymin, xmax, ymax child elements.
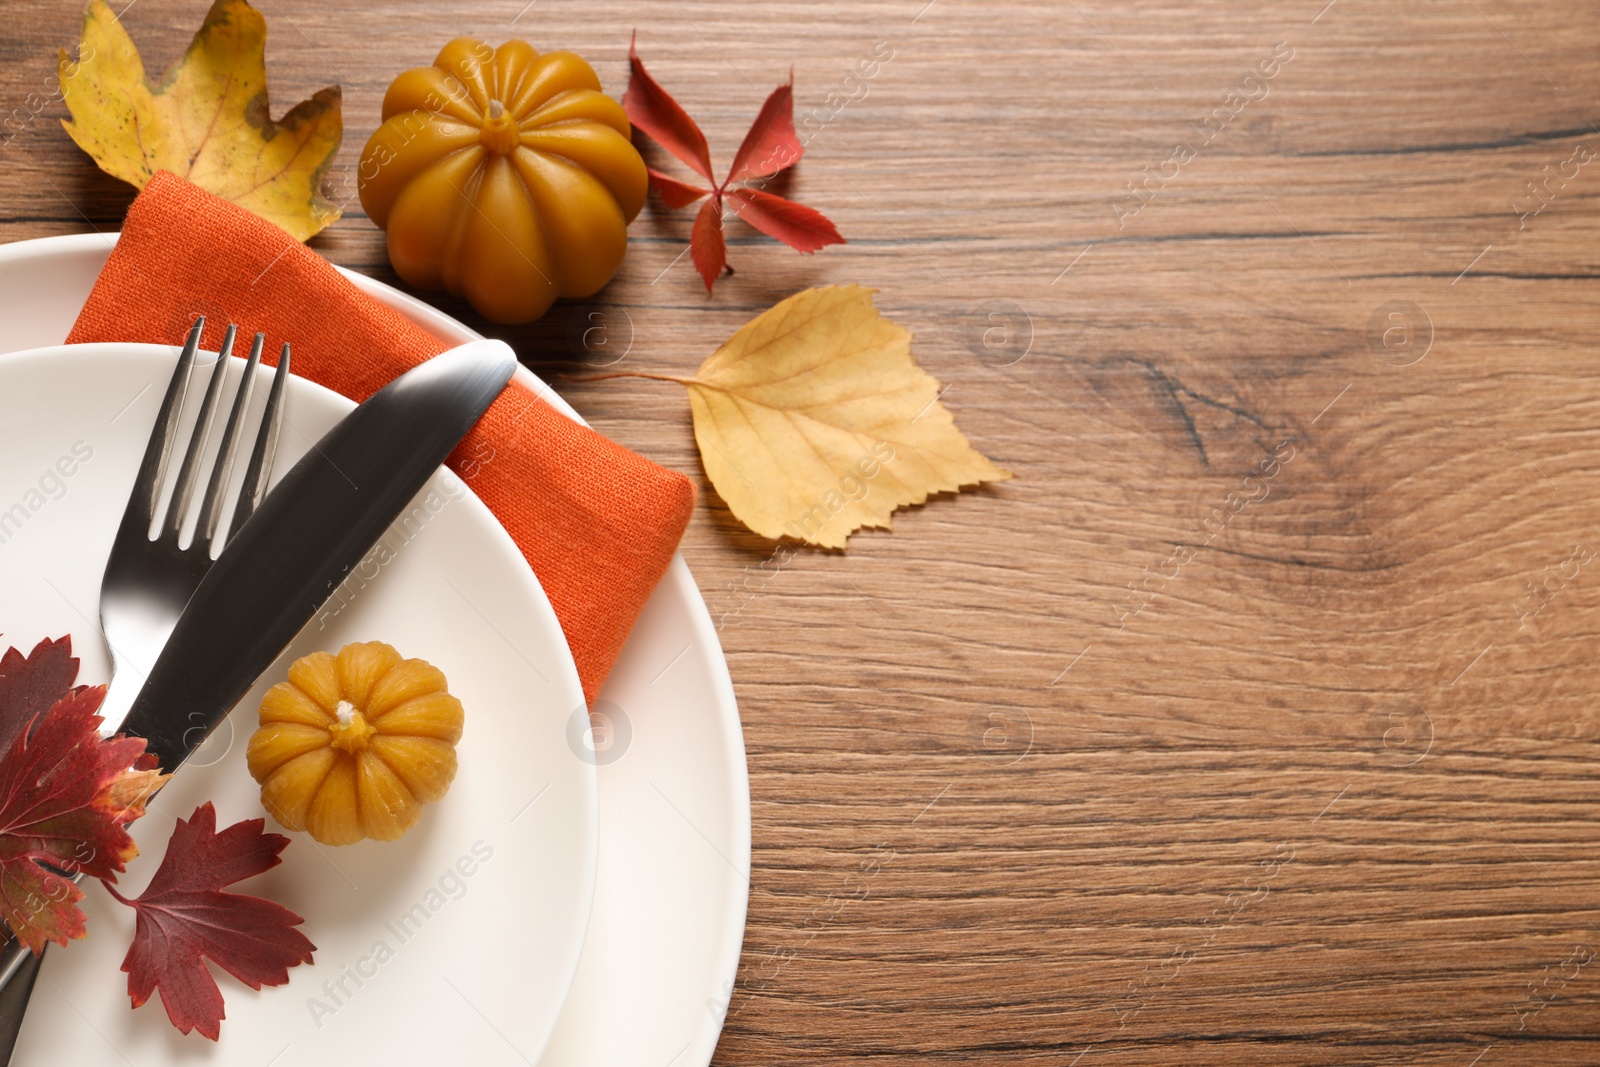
<box><xmin>0</xmin><ymin>234</ymin><xmax>750</xmax><ymax>1067</ymax></box>
<box><xmin>0</xmin><ymin>342</ymin><xmax>596</xmax><ymax>1064</ymax></box>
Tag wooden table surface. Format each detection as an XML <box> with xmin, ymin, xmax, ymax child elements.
<box><xmin>6</xmin><ymin>0</ymin><xmax>1600</xmax><ymax>1063</ymax></box>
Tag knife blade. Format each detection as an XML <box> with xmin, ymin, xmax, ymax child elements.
<box><xmin>123</xmin><ymin>337</ymin><xmax>515</xmax><ymax>769</ymax></box>
<box><xmin>0</xmin><ymin>338</ymin><xmax>516</xmax><ymax>1031</ymax></box>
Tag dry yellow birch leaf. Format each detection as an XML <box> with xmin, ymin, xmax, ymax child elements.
<box><xmin>58</xmin><ymin>0</ymin><xmax>342</xmax><ymax>241</ymax></box>
<box><xmin>679</xmin><ymin>285</ymin><xmax>1010</xmax><ymax>548</ymax></box>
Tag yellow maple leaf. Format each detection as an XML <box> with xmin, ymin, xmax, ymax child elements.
<box><xmin>680</xmin><ymin>285</ymin><xmax>1011</xmax><ymax>548</ymax></box>
<box><xmin>58</xmin><ymin>0</ymin><xmax>342</xmax><ymax>241</ymax></box>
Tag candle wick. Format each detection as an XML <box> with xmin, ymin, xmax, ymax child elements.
<box><xmin>488</xmin><ymin>99</ymin><xmax>506</xmax><ymax>120</ymax></box>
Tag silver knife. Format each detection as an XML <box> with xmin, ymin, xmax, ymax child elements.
<box><xmin>0</xmin><ymin>338</ymin><xmax>516</xmax><ymax>1048</ymax></box>
<box><xmin>121</xmin><ymin>337</ymin><xmax>514</xmax><ymax>768</ymax></box>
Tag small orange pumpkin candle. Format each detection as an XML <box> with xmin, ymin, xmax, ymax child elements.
<box><xmin>247</xmin><ymin>642</ymin><xmax>464</xmax><ymax>846</ymax></box>
<box><xmin>359</xmin><ymin>39</ymin><xmax>647</xmax><ymax>324</ymax></box>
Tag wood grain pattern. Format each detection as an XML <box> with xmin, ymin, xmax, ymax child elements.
<box><xmin>4</xmin><ymin>1</ymin><xmax>1600</xmax><ymax>1062</ymax></box>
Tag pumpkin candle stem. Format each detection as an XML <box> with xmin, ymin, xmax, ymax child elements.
<box><xmin>328</xmin><ymin>699</ymin><xmax>375</xmax><ymax>754</ymax></box>
<box><xmin>480</xmin><ymin>99</ymin><xmax>519</xmax><ymax>155</ymax></box>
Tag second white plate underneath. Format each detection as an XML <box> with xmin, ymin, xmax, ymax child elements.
<box><xmin>0</xmin><ymin>232</ymin><xmax>751</xmax><ymax>1067</ymax></box>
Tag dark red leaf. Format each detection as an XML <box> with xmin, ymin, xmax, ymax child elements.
<box><xmin>106</xmin><ymin>803</ymin><xmax>314</xmax><ymax>1040</ymax></box>
<box><xmin>727</xmin><ymin>75</ymin><xmax>803</xmax><ymax>183</ymax></box>
<box><xmin>648</xmin><ymin>167</ymin><xmax>712</xmax><ymax>210</ymax></box>
<box><xmin>0</xmin><ymin>684</ymin><xmax>147</xmax><ymax>952</ymax></box>
<box><xmin>690</xmin><ymin>197</ymin><xmax>728</xmax><ymax>293</ymax></box>
<box><xmin>623</xmin><ymin>32</ymin><xmax>716</xmax><ymax>183</ymax></box>
<box><xmin>725</xmin><ymin>187</ymin><xmax>846</xmax><ymax>253</ymax></box>
<box><xmin>0</xmin><ymin>637</ymin><xmax>79</xmax><ymax>755</ymax></box>
<box><xmin>629</xmin><ymin>43</ymin><xmax>843</xmax><ymax>291</ymax></box>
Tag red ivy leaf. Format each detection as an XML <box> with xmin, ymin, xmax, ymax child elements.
<box><xmin>647</xmin><ymin>167</ymin><xmax>712</xmax><ymax>210</ymax></box>
<box><xmin>726</xmin><ymin>75</ymin><xmax>802</xmax><ymax>183</ymax></box>
<box><xmin>0</xmin><ymin>636</ymin><xmax>79</xmax><ymax>755</ymax></box>
<box><xmin>725</xmin><ymin>187</ymin><xmax>846</xmax><ymax>254</ymax></box>
<box><xmin>626</xmin><ymin>36</ymin><xmax>843</xmax><ymax>291</ymax></box>
<box><xmin>623</xmin><ymin>32</ymin><xmax>715</xmax><ymax>183</ymax></box>
<box><xmin>0</xmin><ymin>683</ymin><xmax>147</xmax><ymax>952</ymax></box>
<box><xmin>691</xmin><ymin>198</ymin><xmax>728</xmax><ymax>292</ymax></box>
<box><xmin>106</xmin><ymin>802</ymin><xmax>314</xmax><ymax>1040</ymax></box>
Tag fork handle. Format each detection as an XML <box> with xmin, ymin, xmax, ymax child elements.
<box><xmin>0</xmin><ymin>948</ymin><xmax>40</xmax><ymax>1063</ymax></box>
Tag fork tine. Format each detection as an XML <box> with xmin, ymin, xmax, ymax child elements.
<box><xmin>229</xmin><ymin>341</ymin><xmax>289</xmax><ymax>539</ymax></box>
<box><xmin>198</xmin><ymin>331</ymin><xmax>265</xmax><ymax>553</ymax></box>
<box><xmin>164</xmin><ymin>324</ymin><xmax>237</xmax><ymax>541</ymax></box>
<box><xmin>124</xmin><ymin>318</ymin><xmax>205</xmax><ymax>535</ymax></box>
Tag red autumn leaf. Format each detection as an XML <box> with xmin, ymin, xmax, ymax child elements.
<box><xmin>623</xmin><ymin>32</ymin><xmax>714</xmax><ymax>182</ymax></box>
<box><xmin>0</xmin><ymin>636</ymin><xmax>79</xmax><ymax>755</ymax></box>
<box><xmin>625</xmin><ymin>36</ymin><xmax>844</xmax><ymax>292</ymax></box>
<box><xmin>0</xmin><ymin>636</ymin><xmax>160</xmax><ymax>808</ymax></box>
<box><xmin>691</xmin><ymin>197</ymin><xmax>728</xmax><ymax>291</ymax></box>
<box><xmin>647</xmin><ymin>167</ymin><xmax>711</xmax><ymax>210</ymax></box>
<box><xmin>106</xmin><ymin>802</ymin><xmax>314</xmax><ymax>1040</ymax></box>
<box><xmin>726</xmin><ymin>76</ymin><xmax>802</xmax><ymax>183</ymax></box>
<box><xmin>0</xmin><ymin>682</ymin><xmax>147</xmax><ymax>952</ymax></box>
<box><xmin>725</xmin><ymin>187</ymin><xmax>845</xmax><ymax>254</ymax></box>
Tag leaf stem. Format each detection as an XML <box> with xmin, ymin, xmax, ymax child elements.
<box><xmin>559</xmin><ymin>371</ymin><xmax>698</xmax><ymax>386</ymax></box>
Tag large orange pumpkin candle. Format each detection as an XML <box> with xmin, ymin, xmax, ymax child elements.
<box><xmin>359</xmin><ymin>39</ymin><xmax>647</xmax><ymax>324</ymax></box>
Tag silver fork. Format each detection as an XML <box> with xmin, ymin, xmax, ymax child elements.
<box><xmin>98</xmin><ymin>317</ymin><xmax>290</xmax><ymax>730</ymax></box>
<box><xmin>0</xmin><ymin>316</ymin><xmax>291</xmax><ymax>1063</ymax></box>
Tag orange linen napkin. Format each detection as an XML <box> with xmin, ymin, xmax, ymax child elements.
<box><xmin>68</xmin><ymin>171</ymin><xmax>695</xmax><ymax>704</ymax></box>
